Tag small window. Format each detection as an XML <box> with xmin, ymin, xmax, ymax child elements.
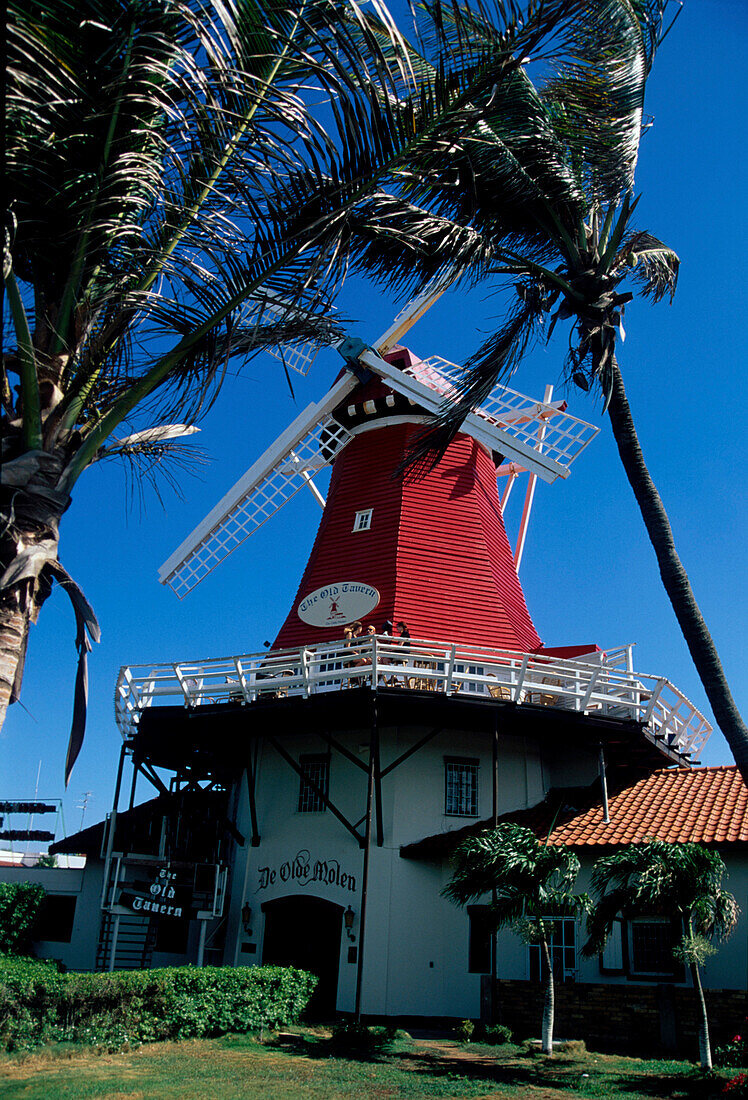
<box><xmin>626</xmin><ymin>917</ymin><xmax>683</xmax><ymax>979</ymax></box>
<box><xmin>468</xmin><ymin>905</ymin><xmax>494</xmax><ymax>973</ymax></box>
<box><xmin>32</xmin><ymin>894</ymin><xmax>77</xmax><ymax>944</ymax></box>
<box><xmin>528</xmin><ymin>917</ymin><xmax>577</xmax><ymax>983</ymax></box>
<box><xmin>352</xmin><ymin>509</ymin><xmax>372</xmax><ymax>532</ymax></box>
<box><xmin>445</xmin><ymin>758</ymin><xmax>479</xmax><ymax>816</ymax></box>
<box><xmin>298</xmin><ymin>754</ymin><xmax>329</xmax><ymax>813</ymax></box>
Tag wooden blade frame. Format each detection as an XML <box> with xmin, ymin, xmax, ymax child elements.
<box><xmin>159</xmin><ymin>373</ymin><xmax>358</xmax><ymax>597</ymax></box>
<box><xmin>361</xmin><ymin>350</ymin><xmax>598</xmax><ymax>484</ymax></box>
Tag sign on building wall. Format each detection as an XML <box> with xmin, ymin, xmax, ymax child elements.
<box><xmin>118</xmin><ymin>867</ymin><xmax>192</xmax><ymax>920</ymax></box>
<box><xmin>297</xmin><ymin>583</ymin><xmax>379</xmax><ymax>628</ymax></box>
<box><xmin>257</xmin><ymin>849</ymin><xmax>357</xmax><ymax>893</ymax></box>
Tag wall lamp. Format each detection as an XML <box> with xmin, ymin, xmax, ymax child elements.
<box><xmin>344</xmin><ymin>905</ymin><xmax>356</xmax><ymax>941</ymax></box>
<box><xmin>241</xmin><ymin>903</ymin><xmax>253</xmax><ymax>935</ymax></box>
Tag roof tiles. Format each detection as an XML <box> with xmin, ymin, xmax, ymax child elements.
<box><xmin>401</xmin><ymin>766</ymin><xmax>748</xmax><ymax>860</ymax></box>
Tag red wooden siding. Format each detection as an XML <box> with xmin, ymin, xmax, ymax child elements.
<box><xmin>272</xmin><ymin>417</ymin><xmax>542</xmax><ymax>653</ymax></box>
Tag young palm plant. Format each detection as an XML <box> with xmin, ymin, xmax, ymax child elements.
<box><xmin>583</xmin><ymin>841</ymin><xmax>738</xmax><ymax>1068</ymax></box>
<box><xmin>349</xmin><ymin>0</ymin><xmax>748</xmax><ymax>778</ymax></box>
<box><xmin>443</xmin><ymin>822</ymin><xmax>589</xmax><ymax>1055</ymax></box>
<box><xmin>5</xmin><ymin>0</ymin><xmax>594</xmax><ymax>777</ymax></box>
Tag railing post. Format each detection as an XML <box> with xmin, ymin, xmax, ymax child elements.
<box><xmin>579</xmin><ymin>667</ymin><xmax>602</xmax><ymax>713</ymax></box>
<box><xmin>643</xmin><ymin>678</ymin><xmax>667</xmax><ymax>724</ymax></box>
<box><xmin>514</xmin><ymin>654</ymin><xmax>530</xmax><ymax>703</ymax></box>
<box><xmin>445</xmin><ymin>645</ymin><xmax>456</xmax><ymax>694</ymax></box>
<box><xmin>371</xmin><ymin>636</ymin><xmax>378</xmax><ymax>688</ymax></box>
<box><xmin>301</xmin><ymin>648</ymin><xmax>310</xmax><ymax>697</ymax></box>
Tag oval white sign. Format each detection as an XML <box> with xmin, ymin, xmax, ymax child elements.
<box><xmin>297</xmin><ymin>582</ymin><xmax>380</xmax><ymax>628</ymax></box>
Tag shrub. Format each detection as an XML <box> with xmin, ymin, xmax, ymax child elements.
<box><xmin>722</xmin><ymin>1072</ymin><xmax>748</xmax><ymax>1097</ymax></box>
<box><xmin>455</xmin><ymin>1019</ymin><xmax>475</xmax><ymax>1043</ymax></box>
<box><xmin>330</xmin><ymin>1021</ymin><xmax>398</xmax><ymax>1054</ymax></box>
<box><xmin>0</xmin><ymin>883</ymin><xmax>45</xmax><ymax>954</ymax></box>
<box><xmin>0</xmin><ymin>957</ymin><xmax>317</xmax><ymax>1052</ymax></box>
<box><xmin>716</xmin><ymin>1025</ymin><xmax>748</xmax><ymax>1069</ymax></box>
<box><xmin>480</xmin><ymin>1024</ymin><xmax>513</xmax><ymax>1045</ymax></box>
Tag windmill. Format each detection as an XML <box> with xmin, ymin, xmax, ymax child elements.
<box><xmin>159</xmin><ymin>287</ymin><xmax>599</xmax><ymax>651</ymax></box>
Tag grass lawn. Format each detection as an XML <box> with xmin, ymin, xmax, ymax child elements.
<box><xmin>1</xmin><ymin>1031</ymin><xmax>745</xmax><ymax>1100</ymax></box>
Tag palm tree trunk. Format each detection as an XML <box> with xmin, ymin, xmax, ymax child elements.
<box><xmin>689</xmin><ymin>959</ymin><xmax>712</xmax><ymax>1070</ymax></box>
<box><xmin>605</xmin><ymin>357</ymin><xmax>748</xmax><ymax>779</ymax></box>
<box><xmin>540</xmin><ymin>938</ymin><xmax>554</xmax><ymax>1056</ymax></box>
<box><xmin>0</xmin><ymin>452</ymin><xmax>67</xmax><ymax>729</ymax></box>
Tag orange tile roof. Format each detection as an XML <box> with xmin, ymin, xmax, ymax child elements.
<box><xmin>401</xmin><ymin>766</ymin><xmax>748</xmax><ymax>860</ymax></box>
<box><xmin>547</xmin><ymin>766</ymin><xmax>748</xmax><ymax>847</ymax></box>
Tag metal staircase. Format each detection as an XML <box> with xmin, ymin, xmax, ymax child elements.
<box><xmin>95</xmin><ymin>911</ymin><xmax>156</xmax><ymax>972</ymax></box>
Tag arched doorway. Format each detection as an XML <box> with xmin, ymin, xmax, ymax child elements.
<box><xmin>261</xmin><ymin>895</ymin><xmax>343</xmax><ymax>1018</ymax></box>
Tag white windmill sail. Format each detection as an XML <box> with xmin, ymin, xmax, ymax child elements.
<box><xmin>160</xmin><ymin>281</ymin><xmax>598</xmax><ymax>597</ymax></box>
<box><xmin>159</xmin><ymin>286</ymin><xmax>450</xmax><ymax>598</ymax></box>
<box><xmin>358</xmin><ymin>347</ymin><xmax>598</xmax><ymax>483</ymax></box>
<box><xmin>159</xmin><ymin>372</ymin><xmax>358</xmax><ymax>598</ymax></box>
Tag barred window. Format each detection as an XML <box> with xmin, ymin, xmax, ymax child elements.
<box><xmin>445</xmin><ymin>758</ymin><xmax>479</xmax><ymax>816</ymax></box>
<box><xmin>298</xmin><ymin>755</ymin><xmax>329</xmax><ymax>813</ymax></box>
<box><xmin>627</xmin><ymin>918</ymin><xmax>681</xmax><ymax>978</ymax></box>
<box><xmin>528</xmin><ymin>917</ymin><xmax>577</xmax><ymax>982</ymax></box>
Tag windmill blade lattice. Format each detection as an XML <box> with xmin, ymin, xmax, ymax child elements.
<box><xmin>361</xmin><ymin>349</ymin><xmax>597</xmax><ymax>483</ymax></box>
<box><xmin>243</xmin><ymin>291</ymin><xmax>332</xmax><ymax>376</ymax></box>
<box><xmin>412</xmin><ymin>355</ymin><xmax>599</xmax><ymax>475</ymax></box>
<box><xmin>159</xmin><ymin>374</ymin><xmax>358</xmax><ymax>598</ymax></box>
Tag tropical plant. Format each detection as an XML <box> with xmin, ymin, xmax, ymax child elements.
<box><xmin>583</xmin><ymin>841</ymin><xmax>739</xmax><ymax>1069</ymax></box>
<box><xmin>2</xmin><ymin>0</ymin><xmax>610</xmax><ymax>780</ymax></box>
<box><xmin>442</xmin><ymin>823</ymin><xmax>589</xmax><ymax>1055</ymax></box>
<box><xmin>350</xmin><ymin>0</ymin><xmax>748</xmax><ymax>778</ymax></box>
<box><xmin>0</xmin><ymin>881</ymin><xmax>46</xmax><ymax>954</ymax></box>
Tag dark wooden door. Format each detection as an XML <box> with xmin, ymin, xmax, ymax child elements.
<box><xmin>262</xmin><ymin>895</ymin><xmax>343</xmax><ymax>1018</ymax></box>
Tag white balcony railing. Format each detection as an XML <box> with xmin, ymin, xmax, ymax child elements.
<box><xmin>114</xmin><ymin>636</ymin><xmax>712</xmax><ymax>759</ymax></box>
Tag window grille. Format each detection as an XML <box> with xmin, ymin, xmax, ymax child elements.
<box><xmin>628</xmin><ymin>918</ymin><xmax>681</xmax><ymax>977</ymax></box>
<box><xmin>353</xmin><ymin>509</ymin><xmax>373</xmax><ymax>532</ymax></box>
<box><xmin>528</xmin><ymin>917</ymin><xmax>577</xmax><ymax>982</ymax></box>
<box><xmin>445</xmin><ymin>758</ymin><xmax>479</xmax><ymax>816</ymax></box>
<box><xmin>298</xmin><ymin>755</ymin><xmax>329</xmax><ymax>813</ymax></box>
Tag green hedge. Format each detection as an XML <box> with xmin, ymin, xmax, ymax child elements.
<box><xmin>0</xmin><ymin>957</ymin><xmax>317</xmax><ymax>1051</ymax></box>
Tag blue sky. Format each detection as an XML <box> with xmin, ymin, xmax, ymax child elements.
<box><xmin>2</xmin><ymin>0</ymin><xmax>746</xmax><ymax>843</ymax></box>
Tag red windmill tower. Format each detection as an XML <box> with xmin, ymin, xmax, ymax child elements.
<box><xmin>160</xmin><ymin>289</ymin><xmax>598</xmax><ymax>655</ymax></box>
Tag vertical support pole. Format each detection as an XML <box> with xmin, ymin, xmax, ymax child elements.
<box><xmin>598</xmin><ymin>744</ymin><xmax>610</xmax><ymax>825</ymax></box>
<box><xmin>246</xmin><ymin>744</ymin><xmax>261</xmax><ymax>846</ymax></box>
<box><xmin>101</xmin><ymin>741</ymin><xmax>128</xmax><ymax>907</ymax></box>
<box><xmin>373</xmin><ymin>717</ymin><xmax>384</xmax><ymax>848</ymax></box>
<box><xmin>490</xmin><ymin>713</ymin><xmax>499</xmax><ymax>1023</ymax></box>
<box><xmin>354</xmin><ymin>696</ymin><xmax>377</xmax><ymax>1021</ymax></box>
<box><xmin>197</xmin><ymin>919</ymin><xmax>207</xmax><ymax>967</ymax></box>
<box><xmin>515</xmin><ymin>385</ymin><xmax>553</xmax><ymax>573</ymax></box>
<box><xmin>108</xmin><ymin>913</ymin><xmax>121</xmax><ymax>972</ymax></box>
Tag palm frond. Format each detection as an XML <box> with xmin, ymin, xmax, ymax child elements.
<box><xmin>619</xmin><ymin>230</ymin><xmax>679</xmax><ymax>302</ymax></box>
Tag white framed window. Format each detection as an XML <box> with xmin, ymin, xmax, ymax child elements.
<box><xmin>352</xmin><ymin>509</ymin><xmax>372</xmax><ymax>532</ymax></box>
<box><xmin>444</xmin><ymin>758</ymin><xmax>479</xmax><ymax>816</ymax></box>
<box><xmin>528</xmin><ymin>917</ymin><xmax>577</xmax><ymax>982</ymax></box>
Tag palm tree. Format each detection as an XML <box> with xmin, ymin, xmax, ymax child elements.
<box><xmin>583</xmin><ymin>841</ymin><xmax>738</xmax><ymax>1069</ymax></box>
<box><xmin>349</xmin><ymin>1</ymin><xmax>748</xmax><ymax>778</ymax></box>
<box><xmin>5</xmin><ymin>0</ymin><xmax>599</xmax><ymax>777</ymax></box>
<box><xmin>443</xmin><ymin>823</ymin><xmax>588</xmax><ymax>1055</ymax></box>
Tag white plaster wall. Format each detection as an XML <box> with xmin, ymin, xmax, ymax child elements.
<box><xmin>0</xmin><ymin>863</ymin><xmax>104</xmax><ymax>971</ymax></box>
<box><xmin>492</xmin><ymin>852</ymin><xmax>748</xmax><ymax>993</ymax></box>
<box><xmin>219</xmin><ymin>717</ymin><xmax>558</xmax><ymax>1018</ymax></box>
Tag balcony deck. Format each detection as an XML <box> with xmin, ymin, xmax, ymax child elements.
<box><xmin>115</xmin><ymin>636</ymin><xmax>711</xmax><ymax>760</ymax></box>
